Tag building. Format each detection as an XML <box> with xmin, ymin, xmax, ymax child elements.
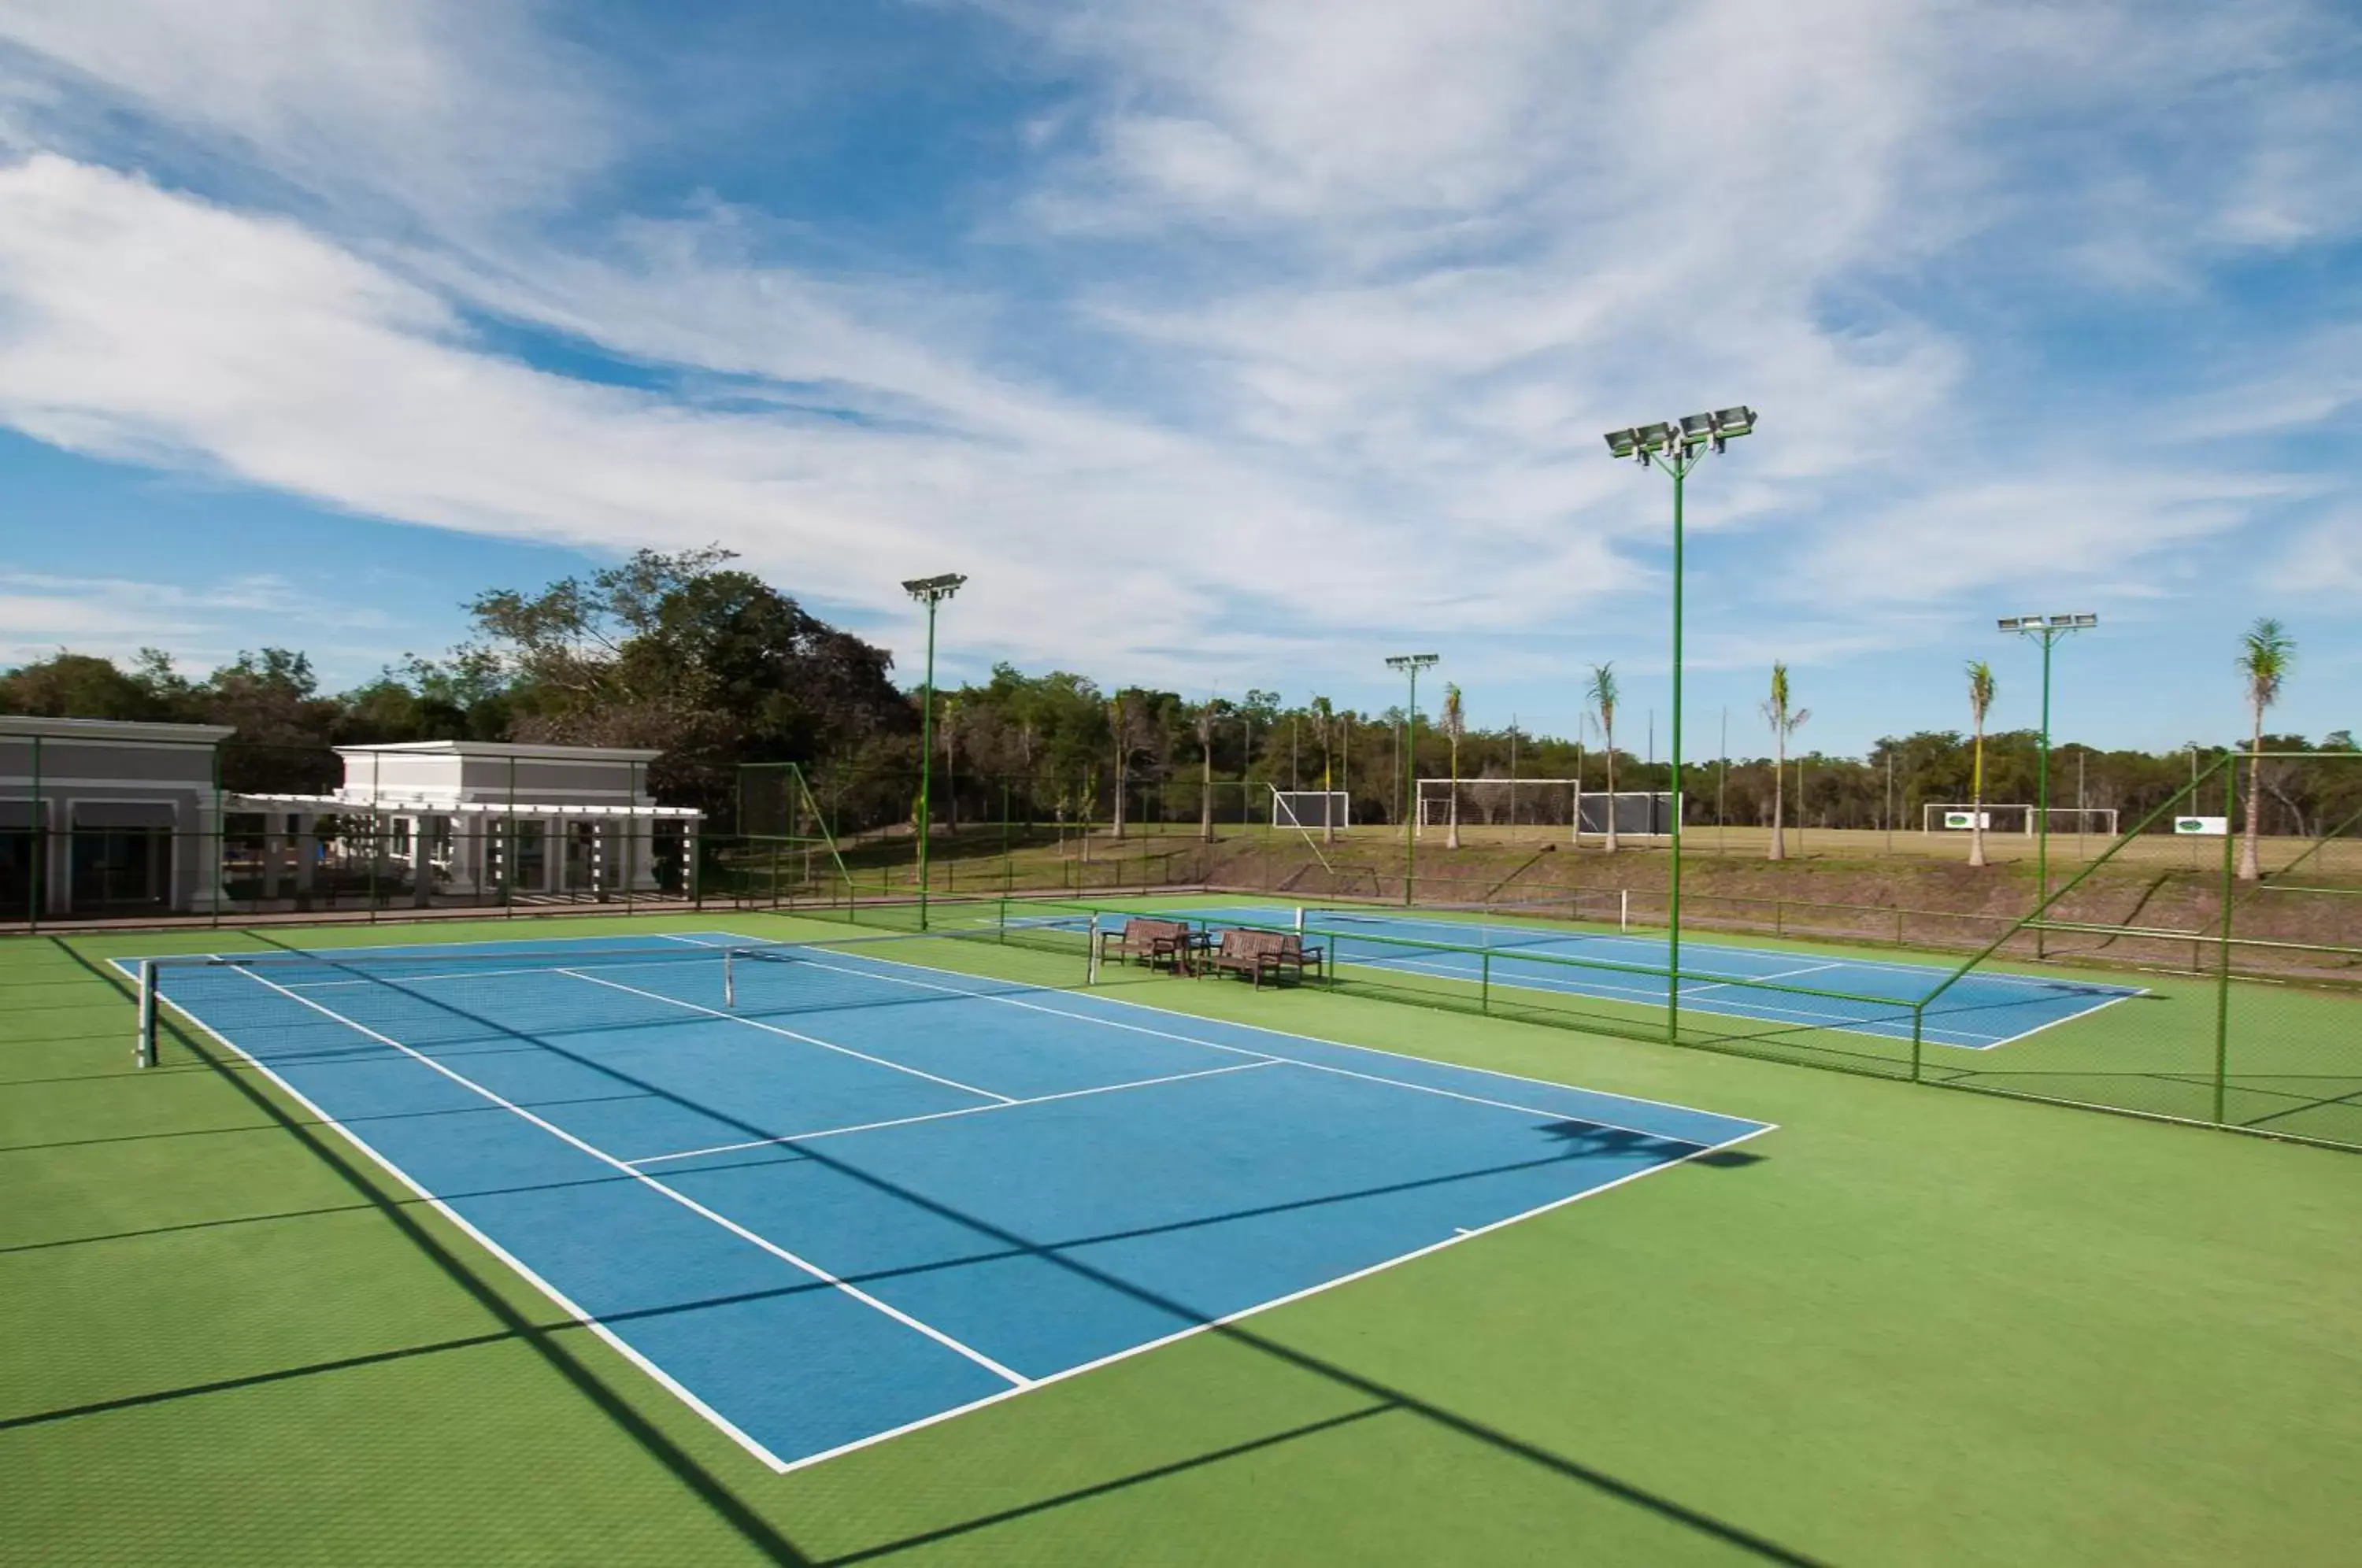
<box><xmin>238</xmin><ymin>741</ymin><xmax>702</xmax><ymax>908</ymax></box>
<box><xmin>1</xmin><ymin>716</ymin><xmax>236</xmax><ymax>919</ymax></box>
<box><xmin>2</xmin><ymin>719</ymin><xmax>703</xmax><ymax>921</ymax></box>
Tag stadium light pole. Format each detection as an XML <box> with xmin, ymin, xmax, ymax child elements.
<box><xmin>903</xmin><ymin>573</ymin><xmax>968</xmax><ymax>930</ymax></box>
<box><xmin>1998</xmin><ymin>612</ymin><xmax>2097</xmax><ymax>958</ymax></box>
<box><xmin>1385</xmin><ymin>653</ymin><xmax>1439</xmax><ymax>905</ymax></box>
<box><xmin>1603</xmin><ymin>408</ymin><xmax>1757</xmax><ymax>1044</ymax></box>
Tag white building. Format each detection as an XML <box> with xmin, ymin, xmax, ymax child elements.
<box><xmin>237</xmin><ymin>741</ymin><xmax>702</xmax><ymax>907</ymax></box>
<box><xmin>3</xmin><ymin>721</ymin><xmax>703</xmax><ymax>919</ymax></box>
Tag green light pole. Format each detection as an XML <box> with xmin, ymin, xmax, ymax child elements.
<box><xmin>1385</xmin><ymin>653</ymin><xmax>1438</xmax><ymax>905</ymax></box>
<box><xmin>903</xmin><ymin>573</ymin><xmax>968</xmax><ymax>931</ymax></box>
<box><xmin>1998</xmin><ymin>612</ymin><xmax>2096</xmax><ymax>958</ymax></box>
<box><xmin>1604</xmin><ymin>409</ymin><xmax>1757</xmax><ymax>1043</ymax></box>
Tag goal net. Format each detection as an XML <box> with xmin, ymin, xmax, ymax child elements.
<box><xmin>1414</xmin><ymin>780</ymin><xmax>1675</xmax><ymax>838</ymax></box>
<box><xmin>1272</xmin><ymin>790</ymin><xmax>1350</xmax><ymax>829</ymax></box>
<box><xmin>1921</xmin><ymin>804</ymin><xmax>2120</xmax><ymax>836</ymax></box>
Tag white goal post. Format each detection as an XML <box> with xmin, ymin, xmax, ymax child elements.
<box><xmin>1920</xmin><ymin>804</ymin><xmax>2119</xmax><ymax>836</ymax></box>
<box><xmin>1414</xmin><ymin>779</ymin><xmax>1676</xmax><ymax>839</ymax></box>
<box><xmin>1272</xmin><ymin>790</ymin><xmax>1350</xmax><ymax>829</ymax></box>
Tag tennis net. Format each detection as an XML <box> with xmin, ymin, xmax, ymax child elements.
<box><xmin>129</xmin><ymin>923</ymin><xmax>1081</xmax><ymax>1068</ymax></box>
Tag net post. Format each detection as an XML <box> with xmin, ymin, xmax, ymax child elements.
<box><xmin>1481</xmin><ymin>947</ymin><xmax>1490</xmax><ymax>1015</ymax></box>
<box><xmin>1294</xmin><ymin>905</ymin><xmax>1305</xmax><ymax>936</ymax></box>
<box><xmin>136</xmin><ymin>960</ymin><xmax>157</xmax><ymax>1068</ymax></box>
<box><xmin>724</xmin><ymin>949</ymin><xmax>736</xmax><ymax>1011</ymax></box>
<box><xmin>1620</xmin><ymin>889</ymin><xmax>1629</xmax><ymax>934</ymax></box>
<box><xmin>1087</xmin><ymin>921</ymin><xmax>1103</xmax><ymax>986</ymax></box>
<box><xmin>1909</xmin><ymin>1001</ymin><xmax>1923</xmax><ymax>1083</ymax></box>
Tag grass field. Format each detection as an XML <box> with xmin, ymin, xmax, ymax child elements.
<box><xmin>7</xmin><ymin>910</ymin><xmax>2362</xmax><ymax>1564</ymax></box>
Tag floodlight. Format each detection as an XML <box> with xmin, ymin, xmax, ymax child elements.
<box><xmin>1679</xmin><ymin>413</ymin><xmax>1715</xmax><ymax>446</ymax></box>
<box><xmin>1605</xmin><ymin>428</ymin><xmax>1639</xmax><ymax>459</ymax></box>
<box><xmin>1711</xmin><ymin>407</ymin><xmax>1757</xmax><ymax>435</ymax></box>
<box><xmin>1384</xmin><ymin>653</ymin><xmax>1439</xmax><ymax>671</ymax></box>
<box><xmin>1635</xmin><ymin>421</ymin><xmax>1675</xmax><ymax>451</ymax></box>
<box><xmin>902</xmin><ymin>572</ymin><xmax>967</xmax><ymax>603</ymax></box>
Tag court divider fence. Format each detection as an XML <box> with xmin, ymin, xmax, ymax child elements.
<box><xmin>781</xmin><ymin>753</ymin><xmax>2362</xmax><ymax>1153</ymax></box>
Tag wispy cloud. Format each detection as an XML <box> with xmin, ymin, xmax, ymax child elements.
<box><xmin>0</xmin><ymin>0</ymin><xmax>2351</xmax><ymax>738</ymax></box>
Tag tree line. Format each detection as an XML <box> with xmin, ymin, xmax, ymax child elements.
<box><xmin>2</xmin><ymin>552</ymin><xmax>2350</xmax><ymax>848</ymax></box>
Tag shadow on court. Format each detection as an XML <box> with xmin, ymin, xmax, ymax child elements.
<box><xmin>47</xmin><ymin>934</ymin><xmax>1822</xmax><ymax>1567</ymax></box>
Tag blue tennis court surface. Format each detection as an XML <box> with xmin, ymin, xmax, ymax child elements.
<box><xmin>1146</xmin><ymin>905</ymin><xmax>2144</xmax><ymax>1050</ymax></box>
<box><xmin>122</xmin><ymin>930</ymin><xmax>1770</xmax><ymax>1473</ymax></box>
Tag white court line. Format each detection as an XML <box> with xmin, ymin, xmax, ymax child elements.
<box><xmin>229</xmin><ymin>964</ymin><xmax>1033</xmax><ymax>1392</ymax></box>
<box><xmin>661</xmin><ymin>930</ymin><xmax>1769</xmax><ymax>1133</ymax></box>
<box><xmin>135</xmin><ymin>976</ymin><xmax>802</xmax><ymax>1474</ymax></box>
<box><xmin>1942</xmin><ymin>986</ymin><xmax>2149</xmax><ymax>1051</ymax></box>
<box><xmin>1263</xmin><ymin>906</ymin><xmax>2147</xmax><ymax>995</ymax></box>
<box><xmin>629</xmin><ymin>1060</ymin><xmax>1283</xmax><ymax>1167</ymax></box>
<box><xmin>718</xmin><ymin>948</ymin><xmax>1724</xmax><ymax>1151</ymax></box>
<box><xmin>1683</xmin><ymin>960</ymin><xmax>1844</xmax><ymax>997</ymax></box>
<box><xmin>557</xmin><ymin>967</ymin><xmax>1017</xmax><ymax>1106</ymax></box>
<box><xmin>761</xmin><ymin>1116</ymin><xmax>1779</xmax><ymax>1475</ymax></box>
<box><xmin>1364</xmin><ymin>949</ymin><xmax>1928</xmax><ymax>1037</ymax></box>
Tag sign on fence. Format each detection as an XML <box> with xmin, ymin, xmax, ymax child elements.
<box><xmin>2173</xmin><ymin>816</ymin><xmax>2230</xmax><ymax>836</ymax></box>
<box><xmin>1942</xmin><ymin>811</ymin><xmax>1992</xmax><ymax>830</ymax></box>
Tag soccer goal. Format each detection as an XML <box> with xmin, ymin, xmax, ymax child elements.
<box><xmin>1272</xmin><ymin>790</ymin><xmax>1350</xmax><ymax>830</ymax></box>
<box><xmin>1415</xmin><ymin>780</ymin><xmax>1675</xmax><ymax>839</ymax></box>
<box><xmin>1922</xmin><ymin>804</ymin><xmax>2119</xmax><ymax>837</ymax></box>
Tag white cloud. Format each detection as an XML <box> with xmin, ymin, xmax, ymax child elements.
<box><xmin>0</xmin><ymin>568</ymin><xmax>380</xmax><ymax>669</ymax></box>
<box><xmin>0</xmin><ymin>0</ymin><xmax>609</xmax><ymax>225</ymax></box>
<box><xmin>0</xmin><ymin>0</ymin><xmax>2350</xmax><ymax>720</ymax></box>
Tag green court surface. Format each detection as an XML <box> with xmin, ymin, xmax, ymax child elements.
<box><xmin>6</xmin><ymin>912</ymin><xmax>2361</xmax><ymax>1565</ymax></box>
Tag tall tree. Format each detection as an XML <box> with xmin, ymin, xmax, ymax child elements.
<box><xmin>1109</xmin><ymin>692</ymin><xmax>1129</xmax><ymax>841</ymax></box>
<box><xmin>1761</xmin><ymin>662</ymin><xmax>1810</xmax><ymax>861</ymax></box>
<box><xmin>1193</xmin><ymin>698</ymin><xmax>1224</xmax><ymax>842</ymax></box>
<box><xmin>1965</xmin><ymin>660</ymin><xmax>1997</xmax><ymax>869</ymax></box>
<box><xmin>1310</xmin><ymin>695</ymin><xmax>1338</xmax><ymax>844</ymax></box>
<box><xmin>1586</xmin><ymin>663</ymin><xmax>1620</xmax><ymax>853</ymax></box>
<box><xmin>2235</xmin><ymin>617</ymin><xmax>2294</xmax><ymax>881</ymax></box>
<box><xmin>1442</xmin><ymin>684</ymin><xmax>1465</xmax><ymax>849</ymax></box>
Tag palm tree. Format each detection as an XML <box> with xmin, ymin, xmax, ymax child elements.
<box><xmin>1109</xmin><ymin>693</ymin><xmax>1128</xmax><ymax>841</ymax></box>
<box><xmin>1310</xmin><ymin>695</ymin><xmax>1338</xmax><ymax>844</ymax></box>
<box><xmin>2236</xmin><ymin>617</ymin><xmax>2294</xmax><ymax>881</ymax></box>
<box><xmin>1761</xmin><ymin>661</ymin><xmax>1810</xmax><ymax>861</ymax></box>
<box><xmin>1964</xmin><ymin>660</ymin><xmax>1996</xmax><ymax>868</ymax></box>
<box><xmin>1586</xmin><ymin>663</ymin><xmax>1619</xmax><ymax>852</ymax></box>
<box><xmin>1194</xmin><ymin>697</ymin><xmax>1219</xmax><ymax>843</ymax></box>
<box><xmin>1442</xmin><ymin>683</ymin><xmax>1465</xmax><ymax>850</ymax></box>
<box><xmin>939</xmin><ymin>693</ymin><xmax>961</xmax><ymax>836</ymax></box>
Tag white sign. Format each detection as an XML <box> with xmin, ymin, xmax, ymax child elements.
<box><xmin>1942</xmin><ymin>811</ymin><xmax>1991</xmax><ymax>830</ymax></box>
<box><xmin>2173</xmin><ymin>816</ymin><xmax>2229</xmax><ymax>836</ymax></box>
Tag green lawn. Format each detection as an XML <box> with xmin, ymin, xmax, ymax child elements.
<box><xmin>6</xmin><ymin>911</ymin><xmax>2360</xmax><ymax>1564</ymax></box>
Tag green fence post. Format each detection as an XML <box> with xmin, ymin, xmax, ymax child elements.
<box><xmin>2213</xmin><ymin>760</ymin><xmax>2238</xmax><ymax>1126</ymax></box>
<box><xmin>1910</xmin><ymin>1003</ymin><xmax>1924</xmax><ymax>1083</ymax></box>
<box><xmin>27</xmin><ymin>734</ymin><xmax>41</xmax><ymax>934</ymax></box>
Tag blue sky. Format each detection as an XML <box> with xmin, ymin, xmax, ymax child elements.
<box><xmin>0</xmin><ymin>0</ymin><xmax>2355</xmax><ymax>756</ymax></box>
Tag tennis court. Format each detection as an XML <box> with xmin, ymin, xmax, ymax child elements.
<box><xmin>1138</xmin><ymin>904</ymin><xmax>2144</xmax><ymax>1050</ymax></box>
<box><xmin>118</xmin><ymin>930</ymin><xmax>1769</xmax><ymax>1474</ymax></box>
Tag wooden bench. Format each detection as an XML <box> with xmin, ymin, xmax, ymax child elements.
<box><xmin>1205</xmin><ymin>928</ymin><xmax>1325</xmax><ymax>989</ymax></box>
<box><xmin>1105</xmin><ymin>918</ymin><xmax>1194</xmax><ymax>974</ymax></box>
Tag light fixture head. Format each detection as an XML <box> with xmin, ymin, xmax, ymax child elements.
<box><xmin>1999</xmin><ymin>612</ymin><xmax>2098</xmax><ymax>633</ymax></box>
<box><xmin>902</xmin><ymin>572</ymin><xmax>968</xmax><ymax>602</ymax></box>
<box><xmin>1635</xmin><ymin>421</ymin><xmax>1676</xmax><ymax>452</ymax></box>
<box><xmin>1604</xmin><ymin>428</ymin><xmax>1639</xmax><ymax>459</ymax></box>
<box><xmin>1712</xmin><ymin>406</ymin><xmax>1757</xmax><ymax>436</ymax></box>
<box><xmin>1679</xmin><ymin>412</ymin><xmax>1716</xmax><ymax>446</ymax></box>
<box><xmin>1384</xmin><ymin>653</ymin><xmax>1440</xmax><ymax>671</ymax></box>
